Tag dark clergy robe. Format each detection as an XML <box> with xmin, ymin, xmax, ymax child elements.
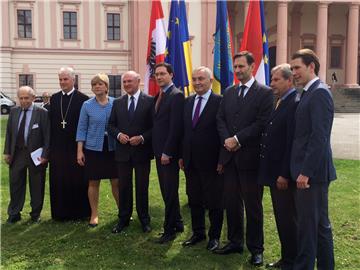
<box><xmin>49</xmin><ymin>90</ymin><xmax>91</xmax><ymax>220</ymax></box>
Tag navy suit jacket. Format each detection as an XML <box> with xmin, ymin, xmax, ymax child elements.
<box><xmin>290</xmin><ymin>80</ymin><xmax>337</xmax><ymax>183</ymax></box>
<box><xmin>258</xmin><ymin>90</ymin><xmax>298</xmax><ymax>186</ymax></box>
<box><xmin>152</xmin><ymin>85</ymin><xmax>184</xmax><ymax>158</ymax></box>
<box><xmin>181</xmin><ymin>92</ymin><xmax>222</xmax><ymax>171</ymax></box>
<box><xmin>108</xmin><ymin>91</ymin><xmax>154</xmax><ymax>163</ymax></box>
<box><xmin>217</xmin><ymin>81</ymin><xmax>274</xmax><ymax>170</ymax></box>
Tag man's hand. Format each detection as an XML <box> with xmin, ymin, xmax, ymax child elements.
<box><xmin>296</xmin><ymin>174</ymin><xmax>310</xmax><ymax>189</ymax></box>
<box><xmin>4</xmin><ymin>154</ymin><xmax>11</xmax><ymax>165</ymax></box>
<box><xmin>38</xmin><ymin>157</ymin><xmax>48</xmax><ymax>165</ymax></box>
<box><xmin>77</xmin><ymin>151</ymin><xmax>85</xmax><ymax>166</ymax></box>
<box><xmin>216</xmin><ymin>164</ymin><xmax>224</xmax><ymax>175</ymax></box>
<box><xmin>161</xmin><ymin>154</ymin><xmax>170</xmax><ymax>165</ymax></box>
<box><xmin>129</xmin><ymin>136</ymin><xmax>143</xmax><ymax>146</ymax></box>
<box><xmin>224</xmin><ymin>137</ymin><xmax>239</xmax><ymax>152</ymax></box>
<box><xmin>276</xmin><ymin>176</ymin><xmax>289</xmax><ymax>190</ymax></box>
<box><xmin>118</xmin><ymin>133</ymin><xmax>130</xmax><ymax>144</ymax></box>
<box><xmin>178</xmin><ymin>159</ymin><xmax>184</xmax><ymax>171</ymax></box>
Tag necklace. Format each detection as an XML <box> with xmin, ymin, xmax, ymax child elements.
<box><xmin>60</xmin><ymin>92</ymin><xmax>74</xmax><ymax>129</ymax></box>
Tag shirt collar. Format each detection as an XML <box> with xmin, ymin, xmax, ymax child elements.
<box><xmin>127</xmin><ymin>89</ymin><xmax>140</xmax><ymax>100</ymax></box>
<box><xmin>303</xmin><ymin>77</ymin><xmax>319</xmax><ymax>91</ymax></box>
<box><xmin>162</xmin><ymin>83</ymin><xmax>174</xmax><ymax>93</ymax></box>
<box><xmin>281</xmin><ymin>88</ymin><xmax>296</xmax><ymax>100</ymax></box>
<box><xmin>22</xmin><ymin>103</ymin><xmax>34</xmax><ymax>111</ymax></box>
<box><xmin>239</xmin><ymin>76</ymin><xmax>255</xmax><ymax>89</ymax></box>
<box><xmin>196</xmin><ymin>89</ymin><xmax>211</xmax><ymax>100</ymax></box>
<box><xmin>62</xmin><ymin>88</ymin><xmax>75</xmax><ymax>96</ymax></box>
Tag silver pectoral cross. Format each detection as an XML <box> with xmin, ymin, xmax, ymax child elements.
<box><xmin>61</xmin><ymin>120</ymin><xmax>67</xmax><ymax>129</ymax></box>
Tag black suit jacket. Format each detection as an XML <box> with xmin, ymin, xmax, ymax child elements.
<box><xmin>290</xmin><ymin>80</ymin><xmax>337</xmax><ymax>183</ymax></box>
<box><xmin>258</xmin><ymin>90</ymin><xmax>298</xmax><ymax>186</ymax></box>
<box><xmin>108</xmin><ymin>91</ymin><xmax>154</xmax><ymax>163</ymax></box>
<box><xmin>152</xmin><ymin>85</ymin><xmax>184</xmax><ymax>158</ymax></box>
<box><xmin>4</xmin><ymin>105</ymin><xmax>50</xmax><ymax>164</ymax></box>
<box><xmin>217</xmin><ymin>80</ymin><xmax>273</xmax><ymax>170</ymax></box>
<box><xmin>182</xmin><ymin>92</ymin><xmax>222</xmax><ymax>171</ymax></box>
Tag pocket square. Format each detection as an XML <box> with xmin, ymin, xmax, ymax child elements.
<box><xmin>32</xmin><ymin>123</ymin><xmax>39</xmax><ymax>129</ymax></box>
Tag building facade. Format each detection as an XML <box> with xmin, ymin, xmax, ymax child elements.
<box><xmin>1</xmin><ymin>0</ymin><xmax>359</xmax><ymax>98</ymax></box>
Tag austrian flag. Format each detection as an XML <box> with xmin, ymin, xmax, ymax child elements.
<box><xmin>144</xmin><ymin>0</ymin><xmax>167</xmax><ymax>96</ymax></box>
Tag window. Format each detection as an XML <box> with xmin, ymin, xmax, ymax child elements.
<box><xmin>107</xmin><ymin>13</ymin><xmax>120</xmax><ymax>40</ymax></box>
<box><xmin>330</xmin><ymin>46</ymin><xmax>341</xmax><ymax>68</ymax></box>
<box><xmin>17</xmin><ymin>10</ymin><xmax>32</xmax><ymax>38</ymax></box>
<box><xmin>63</xmin><ymin>12</ymin><xmax>77</xmax><ymax>40</ymax></box>
<box><xmin>19</xmin><ymin>74</ymin><xmax>33</xmax><ymax>88</ymax></box>
<box><xmin>108</xmin><ymin>75</ymin><xmax>121</xmax><ymax>97</ymax></box>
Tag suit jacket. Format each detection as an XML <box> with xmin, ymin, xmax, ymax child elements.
<box><xmin>217</xmin><ymin>81</ymin><xmax>273</xmax><ymax>170</ymax></box>
<box><xmin>4</xmin><ymin>105</ymin><xmax>50</xmax><ymax>164</ymax></box>
<box><xmin>290</xmin><ymin>79</ymin><xmax>337</xmax><ymax>183</ymax></box>
<box><xmin>108</xmin><ymin>91</ymin><xmax>154</xmax><ymax>163</ymax></box>
<box><xmin>182</xmin><ymin>92</ymin><xmax>222</xmax><ymax>171</ymax></box>
<box><xmin>258</xmin><ymin>90</ymin><xmax>298</xmax><ymax>186</ymax></box>
<box><xmin>152</xmin><ymin>85</ymin><xmax>184</xmax><ymax>158</ymax></box>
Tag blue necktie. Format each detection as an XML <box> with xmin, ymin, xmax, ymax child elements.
<box><xmin>128</xmin><ymin>96</ymin><xmax>135</xmax><ymax>120</ymax></box>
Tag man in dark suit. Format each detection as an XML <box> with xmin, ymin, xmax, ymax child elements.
<box><xmin>108</xmin><ymin>71</ymin><xmax>154</xmax><ymax>234</ymax></box>
<box><xmin>258</xmin><ymin>64</ymin><xmax>298</xmax><ymax>269</ymax></box>
<box><xmin>290</xmin><ymin>49</ymin><xmax>336</xmax><ymax>270</ymax></box>
<box><xmin>179</xmin><ymin>66</ymin><xmax>223</xmax><ymax>251</ymax></box>
<box><xmin>216</xmin><ymin>51</ymin><xmax>273</xmax><ymax>266</ymax></box>
<box><xmin>152</xmin><ymin>62</ymin><xmax>184</xmax><ymax>244</ymax></box>
<box><xmin>4</xmin><ymin>86</ymin><xmax>50</xmax><ymax>223</ymax></box>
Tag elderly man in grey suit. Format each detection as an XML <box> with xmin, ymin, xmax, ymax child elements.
<box><xmin>3</xmin><ymin>86</ymin><xmax>50</xmax><ymax>223</ymax></box>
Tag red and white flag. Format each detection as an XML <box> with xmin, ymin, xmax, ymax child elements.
<box><xmin>144</xmin><ymin>0</ymin><xmax>167</xmax><ymax>96</ymax></box>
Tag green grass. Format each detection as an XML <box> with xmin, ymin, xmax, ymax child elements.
<box><xmin>1</xmin><ymin>116</ymin><xmax>359</xmax><ymax>269</ymax></box>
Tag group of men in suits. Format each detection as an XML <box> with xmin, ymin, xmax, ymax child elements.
<box><xmin>3</xmin><ymin>48</ymin><xmax>336</xmax><ymax>269</ymax></box>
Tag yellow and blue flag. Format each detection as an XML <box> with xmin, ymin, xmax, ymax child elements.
<box><xmin>213</xmin><ymin>0</ymin><xmax>234</xmax><ymax>95</ymax></box>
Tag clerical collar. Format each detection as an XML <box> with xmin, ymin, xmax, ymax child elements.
<box><xmin>303</xmin><ymin>77</ymin><xmax>319</xmax><ymax>92</ymax></box>
<box><xmin>62</xmin><ymin>88</ymin><xmax>75</xmax><ymax>96</ymax></box>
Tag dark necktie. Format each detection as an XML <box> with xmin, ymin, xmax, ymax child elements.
<box><xmin>17</xmin><ymin>109</ymin><xmax>28</xmax><ymax>147</ymax></box>
<box><xmin>128</xmin><ymin>96</ymin><xmax>135</xmax><ymax>120</ymax></box>
<box><xmin>239</xmin><ymin>85</ymin><xmax>247</xmax><ymax>99</ymax></box>
<box><xmin>192</xmin><ymin>96</ymin><xmax>202</xmax><ymax>128</ymax></box>
<box><xmin>155</xmin><ymin>90</ymin><xmax>163</xmax><ymax>113</ymax></box>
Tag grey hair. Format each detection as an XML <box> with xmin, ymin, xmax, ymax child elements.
<box><xmin>58</xmin><ymin>66</ymin><xmax>76</xmax><ymax>79</ymax></box>
<box><xmin>122</xmin><ymin>70</ymin><xmax>141</xmax><ymax>81</ymax></box>
<box><xmin>271</xmin><ymin>63</ymin><xmax>293</xmax><ymax>80</ymax></box>
<box><xmin>18</xmin><ymin>85</ymin><xmax>36</xmax><ymax>96</ymax></box>
<box><xmin>193</xmin><ymin>66</ymin><xmax>213</xmax><ymax>79</ymax></box>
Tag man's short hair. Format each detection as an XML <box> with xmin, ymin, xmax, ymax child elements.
<box><xmin>154</xmin><ymin>62</ymin><xmax>174</xmax><ymax>75</ymax></box>
<box><xmin>271</xmin><ymin>63</ymin><xmax>293</xmax><ymax>80</ymax></box>
<box><xmin>233</xmin><ymin>51</ymin><xmax>255</xmax><ymax>65</ymax></box>
<box><xmin>291</xmin><ymin>49</ymin><xmax>320</xmax><ymax>76</ymax></box>
<box><xmin>193</xmin><ymin>66</ymin><xmax>213</xmax><ymax>79</ymax></box>
<box><xmin>58</xmin><ymin>66</ymin><xmax>76</xmax><ymax>79</ymax></box>
<box><xmin>18</xmin><ymin>86</ymin><xmax>35</xmax><ymax>96</ymax></box>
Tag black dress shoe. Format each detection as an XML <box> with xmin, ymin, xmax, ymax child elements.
<box><xmin>31</xmin><ymin>216</ymin><xmax>41</xmax><ymax>223</ymax></box>
<box><xmin>142</xmin><ymin>224</ymin><xmax>152</xmax><ymax>233</ymax></box>
<box><xmin>265</xmin><ymin>259</ymin><xmax>282</xmax><ymax>268</ymax></box>
<box><xmin>182</xmin><ymin>234</ymin><xmax>206</xmax><ymax>246</ymax></box>
<box><xmin>88</xmin><ymin>223</ymin><xmax>98</xmax><ymax>228</ymax></box>
<box><xmin>206</xmin><ymin>239</ymin><xmax>220</xmax><ymax>251</ymax></box>
<box><xmin>155</xmin><ymin>233</ymin><xmax>176</xmax><ymax>244</ymax></box>
<box><xmin>7</xmin><ymin>214</ymin><xmax>21</xmax><ymax>224</ymax></box>
<box><xmin>111</xmin><ymin>222</ymin><xmax>129</xmax><ymax>234</ymax></box>
<box><xmin>213</xmin><ymin>242</ymin><xmax>243</xmax><ymax>255</ymax></box>
<box><xmin>250</xmin><ymin>253</ymin><xmax>264</xmax><ymax>266</ymax></box>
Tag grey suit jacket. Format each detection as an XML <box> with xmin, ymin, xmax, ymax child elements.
<box><xmin>290</xmin><ymin>79</ymin><xmax>337</xmax><ymax>183</ymax></box>
<box><xmin>4</xmin><ymin>105</ymin><xmax>50</xmax><ymax>164</ymax></box>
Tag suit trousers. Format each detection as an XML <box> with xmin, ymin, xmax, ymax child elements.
<box><xmin>155</xmin><ymin>157</ymin><xmax>182</xmax><ymax>234</ymax></box>
<box><xmin>185</xmin><ymin>167</ymin><xmax>224</xmax><ymax>239</ymax></box>
<box><xmin>8</xmin><ymin>147</ymin><xmax>46</xmax><ymax>218</ymax></box>
<box><xmin>223</xmin><ymin>159</ymin><xmax>264</xmax><ymax>254</ymax></box>
<box><xmin>270</xmin><ymin>183</ymin><xmax>297</xmax><ymax>270</ymax></box>
<box><xmin>293</xmin><ymin>182</ymin><xmax>334</xmax><ymax>270</ymax></box>
<box><xmin>116</xmin><ymin>160</ymin><xmax>150</xmax><ymax>225</ymax></box>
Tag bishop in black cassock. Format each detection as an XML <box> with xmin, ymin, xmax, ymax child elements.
<box><xmin>49</xmin><ymin>86</ymin><xmax>90</xmax><ymax>221</ymax></box>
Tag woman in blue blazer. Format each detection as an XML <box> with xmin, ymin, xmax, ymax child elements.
<box><xmin>76</xmin><ymin>73</ymin><xmax>119</xmax><ymax>227</ymax></box>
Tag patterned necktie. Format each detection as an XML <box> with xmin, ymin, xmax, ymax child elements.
<box><xmin>17</xmin><ymin>109</ymin><xmax>28</xmax><ymax>147</ymax></box>
<box><xmin>128</xmin><ymin>96</ymin><xmax>135</xmax><ymax>120</ymax></box>
<box><xmin>275</xmin><ymin>98</ymin><xmax>282</xmax><ymax>110</ymax></box>
<box><xmin>155</xmin><ymin>90</ymin><xmax>163</xmax><ymax>113</ymax></box>
<box><xmin>239</xmin><ymin>85</ymin><xmax>247</xmax><ymax>98</ymax></box>
<box><xmin>192</xmin><ymin>96</ymin><xmax>202</xmax><ymax>128</ymax></box>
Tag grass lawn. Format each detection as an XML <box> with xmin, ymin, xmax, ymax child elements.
<box><xmin>1</xmin><ymin>116</ymin><xmax>359</xmax><ymax>269</ymax></box>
